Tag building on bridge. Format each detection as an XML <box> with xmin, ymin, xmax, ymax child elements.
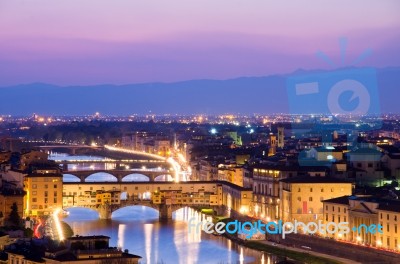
<box><xmin>63</xmin><ymin>190</ymin><xmax>121</xmax><ymax>209</ymax></box>
<box><xmin>23</xmin><ymin>164</ymin><xmax>63</xmax><ymax>217</ymax></box>
<box><xmin>62</xmin><ymin>181</ymin><xmax>254</xmax><ymax>220</ymax></box>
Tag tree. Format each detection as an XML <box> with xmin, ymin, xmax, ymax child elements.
<box><xmin>6</xmin><ymin>202</ymin><xmax>22</xmax><ymax>229</ymax></box>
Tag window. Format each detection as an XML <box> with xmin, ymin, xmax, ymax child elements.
<box><xmin>309</xmin><ymin>197</ymin><xmax>313</xmax><ymax>202</ymax></box>
<box><xmin>338</xmin><ymin>207</ymin><xmax>340</xmax><ymax>213</ymax></box>
<box><xmin>32</xmin><ymin>191</ymin><xmax>37</xmax><ymax>195</ymax></box>
<box><xmin>395</xmin><ymin>224</ymin><xmax>397</xmax><ymax>234</ymax></box>
<box><xmin>387</xmin><ymin>224</ymin><xmax>390</xmax><ymax>232</ymax></box>
<box><xmin>344</xmin><ymin>208</ymin><xmax>347</xmax><ymax>213</ymax></box>
<box><xmin>321</xmin><ymin>188</ymin><xmax>324</xmax><ymax>192</ymax></box>
<box><xmin>310</xmin><ymin>188</ymin><xmax>313</xmax><ymax>192</ymax></box>
<box><xmin>298</xmin><ymin>197</ymin><xmax>301</xmax><ymax>201</ymax></box>
<box><xmin>368</xmin><ymin>163</ymin><xmax>373</xmax><ymax>168</ymax></box>
<box><xmin>32</xmin><ymin>184</ymin><xmax>37</xmax><ymax>189</ymax></box>
<box><xmin>54</xmin><ymin>198</ymin><xmax>57</xmax><ymax>203</ymax></box>
<box><xmin>44</xmin><ymin>184</ymin><xmax>48</xmax><ymax>189</ymax></box>
<box><xmin>331</xmin><ymin>188</ymin><xmax>334</xmax><ymax>192</ymax></box>
<box><xmin>387</xmin><ymin>214</ymin><xmax>390</xmax><ymax>220</ymax></box>
<box><xmin>332</xmin><ymin>215</ymin><xmax>335</xmax><ymax>222</ymax></box>
<box><xmin>326</xmin><ymin>214</ymin><xmax>328</xmax><ymax>221</ymax></box>
<box><xmin>32</xmin><ymin>198</ymin><xmax>37</xmax><ymax>202</ymax></box>
<box><xmin>380</xmin><ymin>213</ymin><xmax>383</xmax><ymax>219</ymax></box>
<box><xmin>54</xmin><ymin>184</ymin><xmax>57</xmax><ymax>188</ymax></box>
<box><xmin>298</xmin><ymin>188</ymin><xmax>301</xmax><ymax>192</ymax></box>
<box><xmin>44</xmin><ymin>191</ymin><xmax>48</xmax><ymax>197</ymax></box>
<box><xmin>332</xmin><ymin>206</ymin><xmax>335</xmax><ymax>212</ymax></box>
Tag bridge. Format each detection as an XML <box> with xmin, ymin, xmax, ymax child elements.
<box><xmin>64</xmin><ymin>199</ymin><xmax>199</xmax><ymax>220</ymax></box>
<box><xmin>63</xmin><ymin>181</ymin><xmax>224</xmax><ymax>219</ymax></box>
<box><xmin>54</xmin><ymin>159</ymin><xmax>166</xmax><ymax>165</ymax></box>
<box><xmin>39</xmin><ymin>145</ymin><xmax>103</xmax><ymax>154</ymax></box>
<box><xmin>63</xmin><ymin>169</ymin><xmax>172</xmax><ymax>182</ymax></box>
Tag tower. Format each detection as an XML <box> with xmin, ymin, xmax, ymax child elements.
<box><xmin>277</xmin><ymin>127</ymin><xmax>284</xmax><ymax>148</ymax></box>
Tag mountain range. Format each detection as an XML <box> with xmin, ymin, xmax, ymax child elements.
<box><xmin>0</xmin><ymin>67</ymin><xmax>399</xmax><ymax>116</ymax></box>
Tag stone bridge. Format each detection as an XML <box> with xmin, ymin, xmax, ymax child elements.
<box><xmin>64</xmin><ymin>199</ymin><xmax>216</xmax><ymax>220</ymax></box>
<box><xmin>63</xmin><ymin>169</ymin><xmax>172</xmax><ymax>182</ymax></box>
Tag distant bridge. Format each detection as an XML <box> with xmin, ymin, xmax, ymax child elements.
<box><xmin>54</xmin><ymin>159</ymin><xmax>166</xmax><ymax>165</ymax></box>
<box><xmin>39</xmin><ymin>145</ymin><xmax>103</xmax><ymax>154</ymax></box>
<box><xmin>63</xmin><ymin>169</ymin><xmax>172</xmax><ymax>182</ymax></box>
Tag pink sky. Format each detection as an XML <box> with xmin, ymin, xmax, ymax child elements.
<box><xmin>0</xmin><ymin>0</ymin><xmax>399</xmax><ymax>85</ymax></box>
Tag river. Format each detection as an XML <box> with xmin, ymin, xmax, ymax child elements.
<box><xmin>51</xmin><ymin>153</ymin><xmax>282</xmax><ymax>264</ymax></box>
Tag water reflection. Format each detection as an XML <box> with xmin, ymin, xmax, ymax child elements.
<box><xmin>64</xmin><ymin>206</ymin><xmax>280</xmax><ymax>264</ymax></box>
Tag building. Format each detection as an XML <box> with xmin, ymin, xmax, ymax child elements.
<box><xmin>252</xmin><ymin>165</ymin><xmax>328</xmax><ymax>221</ymax></box>
<box><xmin>23</xmin><ymin>165</ymin><xmax>63</xmax><ymax>217</ymax></box>
<box><xmin>221</xmin><ymin>181</ymin><xmax>252</xmax><ymax>218</ymax></box>
<box><xmin>0</xmin><ymin>152</ymin><xmax>11</xmax><ymax>163</ymax></box>
<box><xmin>323</xmin><ymin>195</ymin><xmax>400</xmax><ymax>251</ymax></box>
<box><xmin>347</xmin><ymin>147</ymin><xmax>384</xmax><ymax>186</ymax></box>
<box><xmin>280</xmin><ymin>177</ymin><xmax>352</xmax><ymax>224</ymax></box>
<box><xmin>19</xmin><ymin>150</ymin><xmax>48</xmax><ymax>171</ymax></box>
<box><xmin>277</xmin><ymin>127</ymin><xmax>284</xmax><ymax>148</ymax></box>
<box><xmin>7</xmin><ymin>235</ymin><xmax>141</xmax><ymax>264</ymax></box>
<box><xmin>0</xmin><ymin>190</ymin><xmax>24</xmax><ymax>225</ymax></box>
<box><xmin>217</xmin><ymin>165</ymin><xmax>245</xmax><ymax>187</ymax></box>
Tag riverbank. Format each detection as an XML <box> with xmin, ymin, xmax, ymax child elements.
<box><xmin>214</xmin><ymin>213</ymin><xmax>359</xmax><ymax>264</ymax></box>
<box><xmin>220</xmin><ymin>231</ymin><xmax>345</xmax><ymax>264</ymax></box>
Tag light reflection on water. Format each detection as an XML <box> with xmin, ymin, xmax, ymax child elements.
<box><xmin>55</xmin><ymin>153</ymin><xmax>280</xmax><ymax>263</ymax></box>
<box><xmin>64</xmin><ymin>207</ymin><xmax>280</xmax><ymax>264</ymax></box>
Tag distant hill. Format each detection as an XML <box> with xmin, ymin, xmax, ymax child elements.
<box><xmin>0</xmin><ymin>67</ymin><xmax>399</xmax><ymax>115</ymax></box>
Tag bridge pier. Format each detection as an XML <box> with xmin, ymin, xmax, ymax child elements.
<box><xmin>98</xmin><ymin>204</ymin><xmax>112</xmax><ymax>219</ymax></box>
<box><xmin>158</xmin><ymin>204</ymin><xmax>173</xmax><ymax>220</ymax></box>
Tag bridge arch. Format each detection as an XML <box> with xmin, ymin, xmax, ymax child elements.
<box><xmin>63</xmin><ymin>174</ymin><xmax>81</xmax><ymax>182</ymax></box>
<box><xmin>63</xmin><ymin>206</ymin><xmax>100</xmax><ymax>219</ymax></box>
<box><xmin>111</xmin><ymin>205</ymin><xmax>159</xmax><ymax>219</ymax></box>
<box><xmin>121</xmin><ymin>173</ymin><xmax>150</xmax><ymax>182</ymax></box>
<box><xmin>154</xmin><ymin>174</ymin><xmax>173</xmax><ymax>182</ymax></box>
<box><xmin>85</xmin><ymin>172</ymin><xmax>118</xmax><ymax>182</ymax></box>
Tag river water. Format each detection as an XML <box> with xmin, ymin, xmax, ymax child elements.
<box><xmin>51</xmin><ymin>153</ymin><xmax>281</xmax><ymax>264</ymax></box>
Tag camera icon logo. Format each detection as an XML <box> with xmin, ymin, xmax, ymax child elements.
<box><xmin>287</xmin><ymin>68</ymin><xmax>379</xmax><ymax>119</ymax></box>
<box><xmin>287</xmin><ymin>67</ymin><xmax>381</xmax><ymax>166</ymax></box>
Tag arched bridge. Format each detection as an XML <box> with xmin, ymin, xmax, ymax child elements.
<box><xmin>63</xmin><ymin>169</ymin><xmax>172</xmax><ymax>182</ymax></box>
<box><xmin>64</xmin><ymin>199</ymin><xmax>195</xmax><ymax>220</ymax></box>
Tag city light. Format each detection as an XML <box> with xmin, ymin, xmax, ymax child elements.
<box><xmin>53</xmin><ymin>208</ymin><xmax>64</xmax><ymax>241</ymax></box>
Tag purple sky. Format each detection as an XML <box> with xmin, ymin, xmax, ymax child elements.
<box><xmin>0</xmin><ymin>0</ymin><xmax>399</xmax><ymax>86</ymax></box>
